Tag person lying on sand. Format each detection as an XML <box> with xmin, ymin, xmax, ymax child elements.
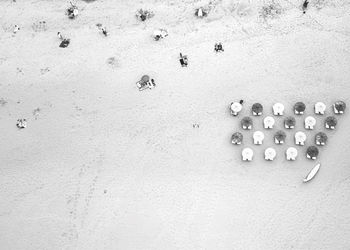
<box><xmin>179</xmin><ymin>53</ymin><xmax>188</xmax><ymax>67</ymax></box>
<box><xmin>214</xmin><ymin>43</ymin><xmax>224</xmax><ymax>52</ymax></box>
<box><xmin>13</xmin><ymin>25</ymin><xmax>20</xmax><ymax>33</ymax></box>
<box><xmin>57</xmin><ymin>32</ymin><xmax>63</xmax><ymax>40</ymax></box>
<box><xmin>102</xmin><ymin>27</ymin><xmax>108</xmax><ymax>37</ymax></box>
<box><xmin>67</xmin><ymin>2</ymin><xmax>78</xmax><ymax>19</ymax></box>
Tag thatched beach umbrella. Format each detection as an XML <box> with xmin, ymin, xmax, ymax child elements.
<box><xmin>241</xmin><ymin>117</ymin><xmax>253</xmax><ymax>130</ymax></box>
<box><xmin>315</xmin><ymin>132</ymin><xmax>328</xmax><ymax>146</ymax></box>
<box><xmin>306</xmin><ymin>146</ymin><xmax>319</xmax><ymax>160</ymax></box>
<box><xmin>333</xmin><ymin>101</ymin><xmax>346</xmax><ymax>114</ymax></box>
<box><xmin>284</xmin><ymin>116</ymin><xmax>296</xmax><ymax>129</ymax></box>
<box><xmin>294</xmin><ymin>102</ymin><xmax>306</xmax><ymax>115</ymax></box>
<box><xmin>325</xmin><ymin>116</ymin><xmax>337</xmax><ymax>129</ymax></box>
<box><xmin>274</xmin><ymin>130</ymin><xmax>286</xmax><ymax>144</ymax></box>
<box><xmin>252</xmin><ymin>103</ymin><xmax>263</xmax><ymax>116</ymax></box>
<box><xmin>231</xmin><ymin>132</ymin><xmax>243</xmax><ymax>145</ymax></box>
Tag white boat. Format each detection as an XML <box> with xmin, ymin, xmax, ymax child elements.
<box><xmin>303</xmin><ymin>163</ymin><xmax>321</xmax><ymax>183</ymax></box>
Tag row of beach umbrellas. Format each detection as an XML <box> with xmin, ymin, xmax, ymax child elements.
<box><xmin>230</xmin><ymin>101</ymin><xmax>346</xmax><ymax>116</ymax></box>
<box><xmin>239</xmin><ymin>116</ymin><xmax>338</xmax><ymax>130</ymax></box>
<box><xmin>232</xmin><ymin>131</ymin><xmax>328</xmax><ymax>146</ymax></box>
<box><xmin>241</xmin><ymin>146</ymin><xmax>319</xmax><ymax>161</ymax></box>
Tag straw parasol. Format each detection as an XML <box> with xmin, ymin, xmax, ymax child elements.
<box><xmin>284</xmin><ymin>116</ymin><xmax>296</xmax><ymax>129</ymax></box>
<box><xmin>274</xmin><ymin>130</ymin><xmax>286</xmax><ymax>144</ymax></box>
<box><xmin>334</xmin><ymin>101</ymin><xmax>346</xmax><ymax>114</ymax></box>
<box><xmin>306</xmin><ymin>146</ymin><xmax>319</xmax><ymax>159</ymax></box>
<box><xmin>231</xmin><ymin>132</ymin><xmax>243</xmax><ymax>145</ymax></box>
<box><xmin>294</xmin><ymin>102</ymin><xmax>306</xmax><ymax>114</ymax></box>
<box><xmin>252</xmin><ymin>103</ymin><xmax>263</xmax><ymax>116</ymax></box>
<box><xmin>315</xmin><ymin>132</ymin><xmax>328</xmax><ymax>146</ymax></box>
<box><xmin>325</xmin><ymin>116</ymin><xmax>337</xmax><ymax>129</ymax></box>
<box><xmin>241</xmin><ymin>117</ymin><xmax>253</xmax><ymax>130</ymax></box>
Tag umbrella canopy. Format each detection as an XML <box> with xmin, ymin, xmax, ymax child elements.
<box><xmin>315</xmin><ymin>132</ymin><xmax>328</xmax><ymax>145</ymax></box>
<box><xmin>231</xmin><ymin>132</ymin><xmax>243</xmax><ymax>144</ymax></box>
<box><xmin>284</xmin><ymin>116</ymin><xmax>296</xmax><ymax>128</ymax></box>
<box><xmin>242</xmin><ymin>147</ymin><xmax>253</xmax><ymax>161</ymax></box>
<box><xmin>334</xmin><ymin>101</ymin><xmax>346</xmax><ymax>112</ymax></box>
<box><xmin>141</xmin><ymin>75</ymin><xmax>150</xmax><ymax>83</ymax></box>
<box><xmin>231</xmin><ymin>102</ymin><xmax>242</xmax><ymax>112</ymax></box>
<box><xmin>315</xmin><ymin>102</ymin><xmax>326</xmax><ymax>114</ymax></box>
<box><xmin>325</xmin><ymin>116</ymin><xmax>337</xmax><ymax>128</ymax></box>
<box><xmin>265</xmin><ymin>148</ymin><xmax>276</xmax><ymax>160</ymax></box>
<box><xmin>241</xmin><ymin>117</ymin><xmax>253</xmax><ymax>129</ymax></box>
<box><xmin>273</xmin><ymin>103</ymin><xmax>284</xmax><ymax>115</ymax></box>
<box><xmin>274</xmin><ymin>130</ymin><xmax>286</xmax><ymax>142</ymax></box>
<box><xmin>252</xmin><ymin>103</ymin><xmax>263</xmax><ymax>115</ymax></box>
<box><xmin>294</xmin><ymin>102</ymin><xmax>306</xmax><ymax>113</ymax></box>
<box><xmin>306</xmin><ymin>146</ymin><xmax>319</xmax><ymax>158</ymax></box>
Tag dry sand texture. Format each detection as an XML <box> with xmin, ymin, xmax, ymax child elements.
<box><xmin>1</xmin><ymin>0</ymin><xmax>350</xmax><ymax>249</ymax></box>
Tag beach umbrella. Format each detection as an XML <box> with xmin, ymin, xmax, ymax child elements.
<box><xmin>264</xmin><ymin>147</ymin><xmax>276</xmax><ymax>161</ymax></box>
<box><xmin>253</xmin><ymin>131</ymin><xmax>264</xmax><ymax>145</ymax></box>
<box><xmin>231</xmin><ymin>132</ymin><xmax>243</xmax><ymax>145</ymax></box>
<box><xmin>305</xmin><ymin>116</ymin><xmax>316</xmax><ymax>129</ymax></box>
<box><xmin>333</xmin><ymin>101</ymin><xmax>346</xmax><ymax>114</ymax></box>
<box><xmin>325</xmin><ymin>116</ymin><xmax>337</xmax><ymax>129</ymax></box>
<box><xmin>274</xmin><ymin>130</ymin><xmax>286</xmax><ymax>144</ymax></box>
<box><xmin>252</xmin><ymin>103</ymin><xmax>263</xmax><ymax>116</ymax></box>
<box><xmin>284</xmin><ymin>116</ymin><xmax>296</xmax><ymax>129</ymax></box>
<box><xmin>315</xmin><ymin>102</ymin><xmax>326</xmax><ymax>115</ymax></box>
<box><xmin>315</xmin><ymin>132</ymin><xmax>328</xmax><ymax>146</ymax></box>
<box><xmin>241</xmin><ymin>117</ymin><xmax>253</xmax><ymax>130</ymax></box>
<box><xmin>306</xmin><ymin>146</ymin><xmax>319</xmax><ymax>160</ymax></box>
<box><xmin>263</xmin><ymin>116</ymin><xmax>275</xmax><ymax>129</ymax></box>
<box><xmin>273</xmin><ymin>103</ymin><xmax>284</xmax><ymax>116</ymax></box>
<box><xmin>294</xmin><ymin>102</ymin><xmax>306</xmax><ymax>114</ymax></box>
<box><xmin>295</xmin><ymin>131</ymin><xmax>306</xmax><ymax>145</ymax></box>
<box><xmin>286</xmin><ymin>147</ymin><xmax>298</xmax><ymax>161</ymax></box>
<box><xmin>230</xmin><ymin>102</ymin><xmax>242</xmax><ymax>116</ymax></box>
<box><xmin>242</xmin><ymin>147</ymin><xmax>253</xmax><ymax>161</ymax></box>
<box><xmin>141</xmin><ymin>75</ymin><xmax>150</xmax><ymax>83</ymax></box>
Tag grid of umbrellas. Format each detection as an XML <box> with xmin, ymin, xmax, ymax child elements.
<box><xmin>230</xmin><ymin>101</ymin><xmax>346</xmax><ymax>161</ymax></box>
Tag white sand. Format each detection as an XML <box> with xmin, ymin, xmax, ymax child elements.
<box><xmin>1</xmin><ymin>0</ymin><xmax>350</xmax><ymax>249</ymax></box>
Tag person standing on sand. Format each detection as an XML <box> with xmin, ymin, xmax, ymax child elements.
<box><xmin>302</xmin><ymin>0</ymin><xmax>309</xmax><ymax>14</ymax></box>
<box><xmin>57</xmin><ymin>32</ymin><xmax>63</xmax><ymax>40</ymax></box>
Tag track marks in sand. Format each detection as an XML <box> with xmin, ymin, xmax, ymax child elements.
<box><xmin>63</xmin><ymin>154</ymin><xmax>103</xmax><ymax>246</ymax></box>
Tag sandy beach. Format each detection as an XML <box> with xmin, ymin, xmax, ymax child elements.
<box><xmin>1</xmin><ymin>0</ymin><xmax>350</xmax><ymax>249</ymax></box>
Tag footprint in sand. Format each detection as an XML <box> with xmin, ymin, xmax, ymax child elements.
<box><xmin>32</xmin><ymin>21</ymin><xmax>47</xmax><ymax>32</ymax></box>
<box><xmin>40</xmin><ymin>67</ymin><xmax>50</xmax><ymax>75</ymax></box>
<box><xmin>33</xmin><ymin>108</ymin><xmax>41</xmax><ymax>119</ymax></box>
<box><xmin>16</xmin><ymin>67</ymin><xmax>24</xmax><ymax>74</ymax></box>
<box><xmin>0</xmin><ymin>98</ymin><xmax>7</xmax><ymax>107</ymax></box>
<box><xmin>106</xmin><ymin>57</ymin><xmax>119</xmax><ymax>68</ymax></box>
